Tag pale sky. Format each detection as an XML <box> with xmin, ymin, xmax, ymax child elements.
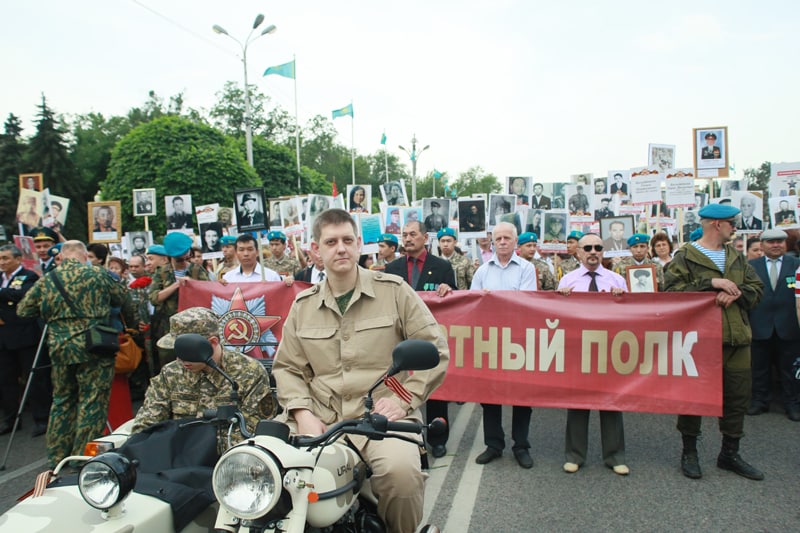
<box><xmin>2</xmin><ymin>0</ymin><xmax>798</xmax><ymax>183</ymax></box>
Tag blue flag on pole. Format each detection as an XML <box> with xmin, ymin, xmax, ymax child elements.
<box><xmin>433</xmin><ymin>169</ymin><xmax>442</xmax><ymax>179</ymax></box>
<box><xmin>380</xmin><ymin>132</ymin><xmax>387</xmax><ymax>145</ymax></box>
<box><xmin>263</xmin><ymin>60</ymin><xmax>295</xmax><ymax>79</ymax></box>
<box><xmin>332</xmin><ymin>103</ymin><xmax>354</xmax><ymax>120</ymax></box>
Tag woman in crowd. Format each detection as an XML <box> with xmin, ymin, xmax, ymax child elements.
<box><xmin>650</xmin><ymin>232</ymin><xmax>673</xmax><ymax>267</ymax></box>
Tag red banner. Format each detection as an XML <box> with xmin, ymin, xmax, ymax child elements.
<box><xmin>180</xmin><ymin>281</ymin><xmax>722</xmax><ymax>416</ymax></box>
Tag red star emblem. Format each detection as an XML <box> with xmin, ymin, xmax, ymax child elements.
<box><xmin>217</xmin><ymin>287</ymin><xmax>281</xmax><ymax>359</ymax></box>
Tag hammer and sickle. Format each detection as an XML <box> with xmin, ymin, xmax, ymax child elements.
<box><xmin>227</xmin><ymin>319</ymin><xmax>249</xmax><ymax>341</ymax></box>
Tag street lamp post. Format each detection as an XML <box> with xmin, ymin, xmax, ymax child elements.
<box><xmin>398</xmin><ymin>134</ymin><xmax>429</xmax><ymax>203</ymax></box>
<box><xmin>213</xmin><ymin>14</ymin><xmax>277</xmax><ymax>168</ymax></box>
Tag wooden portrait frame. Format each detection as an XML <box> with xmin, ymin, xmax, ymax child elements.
<box><xmin>88</xmin><ymin>201</ymin><xmax>122</xmax><ymax>244</ymax></box>
<box><xmin>19</xmin><ymin>173</ymin><xmax>43</xmax><ymax>192</ymax></box>
<box><xmin>693</xmin><ymin>126</ymin><xmax>729</xmax><ymax>178</ymax></box>
<box><xmin>626</xmin><ymin>264</ymin><xmax>657</xmax><ymax>293</ymax></box>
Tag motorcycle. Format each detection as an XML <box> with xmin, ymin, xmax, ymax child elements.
<box><xmin>185</xmin><ymin>333</ymin><xmax>444</xmax><ymax>533</ymax></box>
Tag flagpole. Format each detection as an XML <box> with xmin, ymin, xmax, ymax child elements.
<box><xmin>350</xmin><ymin>100</ymin><xmax>355</xmax><ymax>185</ymax></box>
<box><xmin>293</xmin><ymin>54</ymin><xmax>301</xmax><ymax>191</ymax></box>
<box><xmin>384</xmin><ymin>139</ymin><xmax>389</xmax><ymax>183</ymax></box>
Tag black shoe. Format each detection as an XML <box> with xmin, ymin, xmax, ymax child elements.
<box><xmin>681</xmin><ymin>452</ymin><xmax>702</xmax><ymax>479</ymax></box>
<box><xmin>786</xmin><ymin>408</ymin><xmax>800</xmax><ymax>422</ymax></box>
<box><xmin>513</xmin><ymin>448</ymin><xmax>533</xmax><ymax>469</ymax></box>
<box><xmin>475</xmin><ymin>447</ymin><xmax>502</xmax><ymax>465</ymax></box>
<box><xmin>31</xmin><ymin>422</ymin><xmax>47</xmax><ymax>437</ymax></box>
<box><xmin>746</xmin><ymin>404</ymin><xmax>769</xmax><ymax>416</ymax></box>
<box><xmin>431</xmin><ymin>444</ymin><xmax>447</xmax><ymax>458</ymax></box>
<box><xmin>717</xmin><ymin>452</ymin><xmax>764</xmax><ymax>480</ymax></box>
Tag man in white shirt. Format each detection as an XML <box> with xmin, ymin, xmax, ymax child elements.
<box><xmin>222</xmin><ymin>233</ymin><xmax>281</xmax><ymax>283</ymax></box>
<box><xmin>470</xmin><ymin>222</ymin><xmax>537</xmax><ymax>469</ymax></box>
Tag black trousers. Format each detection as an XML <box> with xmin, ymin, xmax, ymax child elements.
<box><xmin>751</xmin><ymin>336</ymin><xmax>800</xmax><ymax>409</ymax></box>
<box><xmin>425</xmin><ymin>399</ymin><xmax>449</xmax><ymax>446</ymax></box>
<box><xmin>0</xmin><ymin>343</ymin><xmax>52</xmax><ymax>424</ymax></box>
<box><xmin>480</xmin><ymin>403</ymin><xmax>531</xmax><ymax>451</ymax></box>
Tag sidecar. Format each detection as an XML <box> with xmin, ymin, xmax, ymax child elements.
<box><xmin>0</xmin><ymin>418</ymin><xmax>221</xmax><ymax>533</ymax></box>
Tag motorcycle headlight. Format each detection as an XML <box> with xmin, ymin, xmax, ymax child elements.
<box><xmin>213</xmin><ymin>444</ymin><xmax>282</xmax><ymax>520</ymax></box>
<box><xmin>78</xmin><ymin>452</ymin><xmax>136</xmax><ymax>510</ymax></box>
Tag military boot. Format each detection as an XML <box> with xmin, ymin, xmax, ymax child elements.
<box><xmin>717</xmin><ymin>435</ymin><xmax>764</xmax><ymax>480</ymax></box>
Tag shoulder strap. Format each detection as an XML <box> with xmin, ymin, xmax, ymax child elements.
<box><xmin>49</xmin><ymin>271</ymin><xmax>80</xmax><ymax>315</ymax></box>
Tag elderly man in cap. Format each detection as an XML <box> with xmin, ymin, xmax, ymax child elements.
<box><xmin>437</xmin><ymin>228</ymin><xmax>474</xmax><ymax>290</ymax></box>
<box><xmin>557</xmin><ymin>232</ymin><xmax>629</xmax><ymax>476</ymax></box>
<box><xmin>613</xmin><ymin>233</ymin><xmax>664</xmax><ymax>290</ymax></box>
<box><xmin>747</xmin><ymin>229</ymin><xmax>800</xmax><ymax>421</ymax></box>
<box><xmin>701</xmin><ymin>132</ymin><xmax>721</xmax><ymax>159</ymax></box>
<box><xmin>263</xmin><ymin>230</ymin><xmax>302</xmax><ymax>278</ymax></box>
<box><xmin>516</xmin><ymin>232</ymin><xmax>557</xmax><ymax>290</ymax></box>
<box><xmin>424</xmin><ymin>201</ymin><xmax>448</xmax><ymax>233</ymax></box>
<box><xmin>132</xmin><ymin>307</ymin><xmax>275</xmax><ymax>451</ymax></box>
<box><xmin>213</xmin><ymin>235</ymin><xmax>239</xmax><ymax>279</ymax></box>
<box><xmin>664</xmin><ymin>203</ymin><xmax>764</xmax><ymax>480</ymax></box>
<box><xmin>149</xmin><ymin>232</ymin><xmax>209</xmax><ymax>370</ymax></box>
<box><xmin>18</xmin><ymin>241</ymin><xmax>126</xmax><ymax>467</ymax></box>
<box><xmin>238</xmin><ymin>193</ymin><xmax>265</xmax><ymax>227</ymax></box>
<box><xmin>375</xmin><ymin>233</ymin><xmax>399</xmax><ymax>269</ymax></box>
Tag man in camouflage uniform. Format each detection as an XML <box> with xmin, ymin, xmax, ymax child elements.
<box><xmin>17</xmin><ymin>240</ymin><xmax>126</xmax><ymax>468</ymax></box>
<box><xmin>516</xmin><ymin>231</ymin><xmax>557</xmax><ymax>290</ymax></box>
<box><xmin>132</xmin><ymin>307</ymin><xmax>275</xmax><ymax>453</ymax></box>
<box><xmin>149</xmin><ymin>233</ymin><xmax>209</xmax><ymax>371</ymax></box>
<box><xmin>263</xmin><ymin>231</ymin><xmax>302</xmax><ymax>278</ymax></box>
<box><xmin>613</xmin><ymin>233</ymin><xmax>664</xmax><ymax>290</ymax></box>
<box><xmin>556</xmin><ymin>230</ymin><xmax>582</xmax><ymax>281</ymax></box>
<box><xmin>374</xmin><ymin>233</ymin><xmax>399</xmax><ymax>269</ymax></box>
<box><xmin>436</xmin><ymin>228</ymin><xmax>474</xmax><ymax>290</ymax></box>
<box><xmin>213</xmin><ymin>235</ymin><xmax>239</xmax><ymax>279</ymax></box>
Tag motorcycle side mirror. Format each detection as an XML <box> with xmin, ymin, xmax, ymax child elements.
<box><xmin>386</xmin><ymin>339</ymin><xmax>440</xmax><ymax>377</ymax></box>
<box><xmin>174</xmin><ymin>333</ymin><xmax>214</xmax><ymax>364</ymax></box>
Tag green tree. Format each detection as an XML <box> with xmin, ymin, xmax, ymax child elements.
<box><xmin>209</xmin><ymin>81</ymin><xmax>272</xmax><ymax>138</ymax></box>
<box><xmin>69</xmin><ymin>113</ymin><xmax>133</xmax><ymax>200</ymax></box>
<box><xmin>744</xmin><ymin>161</ymin><xmax>770</xmax><ymax>220</ymax></box>
<box><xmin>25</xmin><ymin>96</ymin><xmax>86</xmax><ymax>238</ymax></box>
<box><xmin>105</xmin><ymin>116</ymin><xmax>258</xmax><ymax>238</ymax></box>
<box><xmin>0</xmin><ymin>113</ymin><xmax>26</xmax><ymax>238</ymax></box>
<box><xmin>238</xmin><ymin>136</ymin><xmax>328</xmax><ymax>199</ymax></box>
<box><xmin>448</xmin><ymin>166</ymin><xmax>502</xmax><ymax>197</ymax></box>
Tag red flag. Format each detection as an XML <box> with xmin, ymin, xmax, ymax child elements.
<box><xmin>332</xmin><ymin>181</ymin><xmax>338</xmax><ymax>197</ymax></box>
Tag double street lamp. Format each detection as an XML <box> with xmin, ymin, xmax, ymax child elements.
<box><xmin>398</xmin><ymin>134</ymin><xmax>429</xmax><ymax>203</ymax></box>
<box><xmin>213</xmin><ymin>14</ymin><xmax>277</xmax><ymax>167</ymax></box>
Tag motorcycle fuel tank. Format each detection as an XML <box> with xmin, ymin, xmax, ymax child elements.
<box><xmin>305</xmin><ymin>445</ymin><xmax>364</xmax><ymax>528</ymax></box>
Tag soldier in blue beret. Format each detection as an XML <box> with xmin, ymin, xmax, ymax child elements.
<box><xmin>613</xmin><ymin>233</ymin><xmax>664</xmax><ymax>290</ymax></box>
<box><xmin>264</xmin><ymin>230</ymin><xmax>301</xmax><ymax>278</ymax></box>
<box><xmin>664</xmin><ymin>199</ymin><xmax>764</xmax><ymax>481</ymax></box>
<box><xmin>215</xmin><ymin>236</ymin><xmax>240</xmax><ymax>278</ymax></box>
<box><xmin>516</xmin><ymin>232</ymin><xmax>558</xmax><ymax>290</ymax></box>
<box><xmin>375</xmin><ymin>233</ymin><xmax>399</xmax><ymax>268</ymax></box>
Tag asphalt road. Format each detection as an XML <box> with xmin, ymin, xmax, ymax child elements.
<box><xmin>1</xmin><ymin>401</ymin><xmax>798</xmax><ymax>532</ymax></box>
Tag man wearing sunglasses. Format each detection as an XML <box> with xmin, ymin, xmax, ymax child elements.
<box><xmin>557</xmin><ymin>233</ymin><xmax>629</xmax><ymax>476</ymax></box>
<box><xmin>149</xmin><ymin>232</ymin><xmax>209</xmax><ymax>371</ymax></box>
<box><xmin>664</xmin><ymin>203</ymin><xmax>764</xmax><ymax>481</ymax></box>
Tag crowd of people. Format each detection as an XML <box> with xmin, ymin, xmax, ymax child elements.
<box><xmin>2</xmin><ymin>197</ymin><xmax>799</xmax><ymax>532</ymax></box>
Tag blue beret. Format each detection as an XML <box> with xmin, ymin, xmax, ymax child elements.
<box><xmin>147</xmin><ymin>244</ymin><xmax>167</xmax><ymax>256</ymax></box>
<box><xmin>627</xmin><ymin>233</ymin><xmax>650</xmax><ymax>247</ymax></box>
<box><xmin>689</xmin><ymin>228</ymin><xmax>703</xmax><ymax>241</ymax></box>
<box><xmin>379</xmin><ymin>234</ymin><xmax>399</xmax><ymax>246</ymax></box>
<box><xmin>567</xmin><ymin>230</ymin><xmax>584</xmax><ymax>241</ymax></box>
<box><xmin>163</xmin><ymin>232</ymin><xmax>193</xmax><ymax>257</ymax></box>
<box><xmin>47</xmin><ymin>242</ymin><xmax>63</xmax><ymax>258</ymax></box>
<box><xmin>267</xmin><ymin>230</ymin><xmax>287</xmax><ymax>242</ymax></box>
<box><xmin>518</xmin><ymin>232</ymin><xmax>538</xmax><ymax>245</ymax></box>
<box><xmin>219</xmin><ymin>235</ymin><xmax>237</xmax><ymax>246</ymax></box>
<box><xmin>437</xmin><ymin>227</ymin><xmax>456</xmax><ymax>240</ymax></box>
<box><xmin>698</xmin><ymin>203</ymin><xmax>740</xmax><ymax>220</ymax></box>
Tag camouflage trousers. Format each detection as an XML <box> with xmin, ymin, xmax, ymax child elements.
<box><xmin>47</xmin><ymin>357</ymin><xmax>114</xmax><ymax>468</ymax></box>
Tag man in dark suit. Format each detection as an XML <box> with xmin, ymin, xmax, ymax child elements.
<box><xmin>238</xmin><ymin>193</ymin><xmax>265</xmax><ymax>227</ymax></box>
<box><xmin>701</xmin><ymin>132</ymin><xmax>721</xmax><ymax>159</ymax></box>
<box><xmin>0</xmin><ymin>244</ymin><xmax>50</xmax><ymax>435</ymax></box>
<box><xmin>610</xmin><ymin>173</ymin><xmax>628</xmax><ymax>195</ymax></box>
<box><xmin>747</xmin><ymin>229</ymin><xmax>800</xmax><ymax>421</ymax></box>
<box><xmin>531</xmin><ymin>183</ymin><xmax>551</xmax><ymax>209</ymax></box>
<box><xmin>385</xmin><ymin>220</ymin><xmax>456</xmax><ymax>459</ymax></box>
<box><xmin>737</xmin><ymin>195</ymin><xmax>763</xmax><ymax>231</ymax></box>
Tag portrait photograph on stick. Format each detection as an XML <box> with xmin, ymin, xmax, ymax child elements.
<box><xmin>693</xmin><ymin>126</ymin><xmax>728</xmax><ymax>176</ymax></box>
<box><xmin>626</xmin><ymin>264</ymin><xmax>657</xmax><ymax>293</ymax></box>
<box><xmin>88</xmin><ymin>201</ymin><xmax>121</xmax><ymax>243</ymax></box>
<box><xmin>19</xmin><ymin>173</ymin><xmax>43</xmax><ymax>192</ymax></box>
<box><xmin>133</xmin><ymin>188</ymin><xmax>156</xmax><ymax>217</ymax></box>
<box><xmin>235</xmin><ymin>188</ymin><xmax>267</xmax><ymax>232</ymax></box>
<box><xmin>600</xmin><ymin>215</ymin><xmax>634</xmax><ymax>257</ymax></box>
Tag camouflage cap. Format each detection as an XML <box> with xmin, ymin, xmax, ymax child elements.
<box><xmin>156</xmin><ymin>307</ymin><xmax>220</xmax><ymax>350</ymax></box>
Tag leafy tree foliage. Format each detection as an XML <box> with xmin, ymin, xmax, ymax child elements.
<box><xmin>446</xmin><ymin>166</ymin><xmax>502</xmax><ymax>198</ymax></box>
<box><xmin>0</xmin><ymin>114</ymin><xmax>26</xmax><ymax>238</ymax></box>
<box><xmin>744</xmin><ymin>161</ymin><xmax>770</xmax><ymax>219</ymax></box>
<box><xmin>238</xmin><ymin>136</ymin><xmax>328</xmax><ymax>199</ymax></box>
<box><xmin>105</xmin><ymin>116</ymin><xmax>258</xmax><ymax>238</ymax></box>
<box><xmin>25</xmin><ymin>96</ymin><xmax>86</xmax><ymax>238</ymax></box>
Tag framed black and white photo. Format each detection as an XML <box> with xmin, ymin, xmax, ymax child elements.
<box><xmin>381</xmin><ymin>180</ymin><xmax>408</xmax><ymax>207</ymax></box>
<box><xmin>693</xmin><ymin>126</ymin><xmax>729</xmax><ymax>176</ymax></box>
<box><xmin>126</xmin><ymin>231</ymin><xmax>151</xmax><ymax>257</ymax></box>
<box><xmin>626</xmin><ymin>264</ymin><xmax>657</xmax><ymax>293</ymax></box>
<box><xmin>600</xmin><ymin>215</ymin><xmax>635</xmax><ymax>257</ymax></box>
<box><xmin>235</xmin><ymin>188</ymin><xmax>267</xmax><ymax>232</ymax></box>
<box><xmin>458</xmin><ymin>198</ymin><xmax>486</xmax><ymax>237</ymax></box>
<box><xmin>507</xmin><ymin>176</ymin><xmax>530</xmax><ymax>206</ymax></box>
<box><xmin>133</xmin><ymin>188</ymin><xmax>156</xmax><ymax>217</ymax></box>
<box><xmin>422</xmin><ymin>198</ymin><xmax>450</xmax><ymax>233</ymax></box>
<box><xmin>648</xmin><ymin>144</ymin><xmax>676</xmax><ymax>174</ymax></box>
<box><xmin>165</xmin><ymin>194</ymin><xmax>193</xmax><ymax>232</ymax></box>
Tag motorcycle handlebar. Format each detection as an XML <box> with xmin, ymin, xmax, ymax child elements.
<box><xmin>291</xmin><ymin>414</ymin><xmax>423</xmax><ymax>448</ymax></box>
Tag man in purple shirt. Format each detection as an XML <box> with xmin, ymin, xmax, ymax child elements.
<box><xmin>557</xmin><ymin>232</ymin><xmax>629</xmax><ymax>476</ymax></box>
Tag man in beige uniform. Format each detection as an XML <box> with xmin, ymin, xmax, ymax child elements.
<box><xmin>273</xmin><ymin>208</ymin><xmax>449</xmax><ymax>533</ymax></box>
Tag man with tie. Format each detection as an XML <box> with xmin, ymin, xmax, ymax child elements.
<box><xmin>747</xmin><ymin>229</ymin><xmax>800</xmax><ymax>421</ymax></box>
<box><xmin>385</xmin><ymin>220</ymin><xmax>455</xmax><ymax>459</ymax></box>
<box><xmin>737</xmin><ymin>195</ymin><xmax>763</xmax><ymax>231</ymax></box>
<box><xmin>31</xmin><ymin>227</ymin><xmax>58</xmax><ymax>273</ymax></box>
<box><xmin>238</xmin><ymin>193</ymin><xmax>265</xmax><ymax>227</ymax></box>
<box><xmin>531</xmin><ymin>183</ymin><xmax>551</xmax><ymax>209</ymax></box>
<box><xmin>557</xmin><ymin>233</ymin><xmax>629</xmax><ymax>475</ymax></box>
<box><xmin>470</xmin><ymin>222</ymin><xmax>538</xmax><ymax>469</ymax></box>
